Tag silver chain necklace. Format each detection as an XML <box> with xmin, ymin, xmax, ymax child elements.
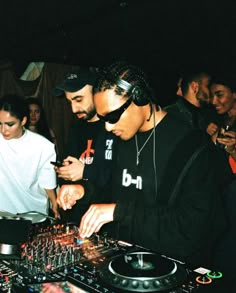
<box><xmin>135</xmin><ymin>126</ymin><xmax>156</xmax><ymax>166</ymax></box>
<box><xmin>135</xmin><ymin>108</ymin><xmax>162</xmax><ymax>166</ymax></box>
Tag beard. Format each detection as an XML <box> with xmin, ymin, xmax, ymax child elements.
<box><xmin>76</xmin><ymin>105</ymin><xmax>96</xmax><ymax>121</ymax></box>
<box><xmin>85</xmin><ymin>108</ymin><xmax>97</xmax><ymax>121</ymax></box>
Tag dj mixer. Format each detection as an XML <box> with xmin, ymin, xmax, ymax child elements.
<box><xmin>0</xmin><ymin>221</ymin><xmax>227</xmax><ymax>293</ymax></box>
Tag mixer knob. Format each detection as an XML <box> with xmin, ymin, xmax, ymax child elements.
<box><xmin>66</xmin><ymin>225</ymin><xmax>70</xmax><ymax>234</ymax></box>
<box><xmin>71</xmin><ymin>253</ymin><xmax>75</xmax><ymax>263</ymax></box>
<box><xmin>65</xmin><ymin>251</ymin><xmax>71</xmax><ymax>264</ymax></box>
<box><xmin>53</xmin><ymin>227</ymin><xmax>58</xmax><ymax>234</ymax></box>
<box><xmin>73</xmin><ymin>225</ymin><xmax>79</xmax><ymax>232</ymax></box>
<box><xmin>69</xmin><ymin>247</ymin><xmax>73</xmax><ymax>254</ymax></box>
<box><xmin>92</xmin><ymin>266</ymin><xmax>97</xmax><ymax>275</ymax></box>
<box><xmin>58</xmin><ymin>254</ymin><xmax>63</xmax><ymax>266</ymax></box>
<box><xmin>41</xmin><ymin>254</ymin><xmax>47</xmax><ymax>264</ymax></box>
<box><xmin>35</xmin><ymin>273</ymin><xmax>46</xmax><ymax>282</ymax></box>
<box><xmin>94</xmin><ymin>233</ymin><xmax>100</xmax><ymax>246</ymax></box>
<box><xmin>64</xmin><ymin>267</ymin><xmax>68</xmax><ymax>274</ymax></box>
<box><xmin>91</xmin><ymin>266</ymin><xmax>99</xmax><ymax>279</ymax></box>
<box><xmin>73</xmin><ymin>249</ymin><xmax>80</xmax><ymax>261</ymax></box>
<box><xmin>28</xmin><ymin>263</ymin><xmax>33</xmax><ymax>274</ymax></box>
<box><xmin>36</xmin><ymin>251</ymin><xmax>41</xmax><ymax>260</ymax></box>
<box><xmin>103</xmin><ymin>233</ymin><xmax>109</xmax><ymax>246</ymax></box>
<box><xmin>50</xmin><ymin>256</ymin><xmax>56</xmax><ymax>268</ymax></box>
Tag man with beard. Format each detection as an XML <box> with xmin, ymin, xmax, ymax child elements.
<box><xmin>53</xmin><ymin>68</ymin><xmax>116</xmax><ymax>223</ymax></box>
<box><xmin>165</xmin><ymin>71</ymin><xmax>215</xmax><ymax>130</ymax></box>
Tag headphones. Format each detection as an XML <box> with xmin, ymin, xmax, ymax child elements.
<box><xmin>116</xmin><ymin>78</ymin><xmax>151</xmax><ymax>106</ymax></box>
<box><xmin>116</xmin><ymin>77</ymin><xmax>157</xmax><ymax>196</ymax></box>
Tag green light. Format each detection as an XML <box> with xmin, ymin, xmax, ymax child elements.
<box><xmin>207</xmin><ymin>271</ymin><xmax>223</xmax><ymax>279</ymax></box>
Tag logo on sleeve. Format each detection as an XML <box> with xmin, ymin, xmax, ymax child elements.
<box><xmin>105</xmin><ymin>139</ymin><xmax>113</xmax><ymax>160</ymax></box>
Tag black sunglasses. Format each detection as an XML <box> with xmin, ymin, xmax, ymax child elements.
<box><xmin>97</xmin><ymin>99</ymin><xmax>132</xmax><ymax>124</ymax></box>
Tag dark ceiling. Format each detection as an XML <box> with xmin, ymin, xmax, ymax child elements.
<box><xmin>1</xmin><ymin>0</ymin><xmax>236</xmax><ymax>76</ymax></box>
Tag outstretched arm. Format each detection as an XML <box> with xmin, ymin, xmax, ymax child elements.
<box><xmin>45</xmin><ymin>189</ymin><xmax>60</xmax><ymax>218</ymax></box>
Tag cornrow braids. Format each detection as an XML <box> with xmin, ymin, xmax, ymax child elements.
<box><xmin>94</xmin><ymin>61</ymin><xmax>154</xmax><ymax>102</ymax></box>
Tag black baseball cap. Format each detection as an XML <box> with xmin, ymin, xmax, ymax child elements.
<box><xmin>54</xmin><ymin>67</ymin><xmax>97</xmax><ymax>96</ymax></box>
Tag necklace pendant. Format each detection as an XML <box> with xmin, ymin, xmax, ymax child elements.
<box><xmin>136</xmin><ymin>154</ymin><xmax>139</xmax><ymax>166</ymax></box>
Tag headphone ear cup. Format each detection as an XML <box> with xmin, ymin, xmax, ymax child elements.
<box><xmin>130</xmin><ymin>86</ymin><xmax>149</xmax><ymax>106</ymax></box>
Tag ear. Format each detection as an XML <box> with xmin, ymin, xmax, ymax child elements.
<box><xmin>190</xmin><ymin>81</ymin><xmax>199</xmax><ymax>94</ymax></box>
<box><xmin>21</xmin><ymin>116</ymin><xmax>27</xmax><ymax>127</ymax></box>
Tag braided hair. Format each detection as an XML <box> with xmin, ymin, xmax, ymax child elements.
<box><xmin>93</xmin><ymin>61</ymin><xmax>155</xmax><ymax>104</ymax></box>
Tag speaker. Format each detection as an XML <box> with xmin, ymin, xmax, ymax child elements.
<box><xmin>116</xmin><ymin>78</ymin><xmax>150</xmax><ymax>106</ymax></box>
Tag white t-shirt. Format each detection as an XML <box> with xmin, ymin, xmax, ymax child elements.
<box><xmin>0</xmin><ymin>130</ymin><xmax>57</xmax><ymax>215</ymax></box>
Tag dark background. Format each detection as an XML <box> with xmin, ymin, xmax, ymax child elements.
<box><xmin>1</xmin><ymin>0</ymin><xmax>236</xmax><ymax>77</ymax></box>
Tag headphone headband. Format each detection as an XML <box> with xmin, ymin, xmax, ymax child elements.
<box><xmin>116</xmin><ymin>79</ymin><xmax>132</xmax><ymax>92</ymax></box>
<box><xmin>115</xmin><ymin>77</ymin><xmax>151</xmax><ymax>106</ymax></box>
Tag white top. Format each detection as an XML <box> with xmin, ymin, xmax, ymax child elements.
<box><xmin>0</xmin><ymin>130</ymin><xmax>57</xmax><ymax>215</ymax></box>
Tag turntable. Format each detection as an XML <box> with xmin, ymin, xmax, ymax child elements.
<box><xmin>0</xmin><ymin>214</ymin><xmax>31</xmax><ymax>259</ymax></box>
<box><xmin>100</xmin><ymin>251</ymin><xmax>188</xmax><ymax>292</ymax></box>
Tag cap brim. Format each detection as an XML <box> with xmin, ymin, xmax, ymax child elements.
<box><xmin>53</xmin><ymin>81</ymin><xmax>87</xmax><ymax>96</ymax></box>
<box><xmin>53</xmin><ymin>69</ymin><xmax>98</xmax><ymax>96</ymax></box>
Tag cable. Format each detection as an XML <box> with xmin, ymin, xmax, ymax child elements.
<box><xmin>152</xmin><ymin>104</ymin><xmax>159</xmax><ymax>198</ymax></box>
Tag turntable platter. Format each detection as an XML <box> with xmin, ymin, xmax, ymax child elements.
<box><xmin>100</xmin><ymin>251</ymin><xmax>188</xmax><ymax>292</ymax></box>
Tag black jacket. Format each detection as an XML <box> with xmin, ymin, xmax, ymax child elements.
<box><xmin>60</xmin><ymin>119</ymin><xmax>116</xmax><ymax>223</ymax></box>
<box><xmin>165</xmin><ymin>98</ymin><xmax>217</xmax><ymax>131</ymax></box>
<box><xmin>107</xmin><ymin>114</ymin><xmax>226</xmax><ymax>267</ymax></box>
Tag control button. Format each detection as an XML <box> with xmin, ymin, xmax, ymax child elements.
<box><xmin>131</xmin><ymin>280</ymin><xmax>139</xmax><ymax>288</ymax></box>
<box><xmin>142</xmin><ymin>281</ymin><xmax>150</xmax><ymax>289</ymax></box>
<box><xmin>153</xmin><ymin>279</ymin><xmax>161</xmax><ymax>288</ymax></box>
<box><xmin>121</xmin><ymin>279</ymin><xmax>129</xmax><ymax>287</ymax></box>
<box><xmin>207</xmin><ymin>271</ymin><xmax>223</xmax><ymax>279</ymax></box>
<box><xmin>196</xmin><ymin>275</ymin><xmax>212</xmax><ymax>284</ymax></box>
<box><xmin>112</xmin><ymin>277</ymin><xmax>119</xmax><ymax>284</ymax></box>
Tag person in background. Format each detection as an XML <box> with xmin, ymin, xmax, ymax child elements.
<box><xmin>0</xmin><ymin>94</ymin><xmax>60</xmax><ymax>219</ymax></box>
<box><xmin>165</xmin><ymin>71</ymin><xmax>232</xmax><ymax>192</ymax></box>
<box><xmin>206</xmin><ymin>73</ymin><xmax>236</xmax><ymax>281</ymax></box>
<box><xmin>165</xmin><ymin>71</ymin><xmax>215</xmax><ymax>130</ymax></box>
<box><xmin>53</xmin><ymin>67</ymin><xmax>116</xmax><ymax>223</ymax></box>
<box><xmin>25</xmin><ymin>97</ymin><xmax>58</xmax><ymax>152</ymax></box>
<box><xmin>176</xmin><ymin>77</ymin><xmax>183</xmax><ymax>97</ymax></box>
<box><xmin>207</xmin><ymin>74</ymin><xmax>236</xmax><ymax>160</ymax></box>
<box><xmin>57</xmin><ymin>61</ymin><xmax>226</xmax><ymax>269</ymax></box>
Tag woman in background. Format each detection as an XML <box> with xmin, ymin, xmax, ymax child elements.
<box><xmin>25</xmin><ymin>97</ymin><xmax>58</xmax><ymax>152</ymax></box>
<box><xmin>207</xmin><ymin>73</ymin><xmax>236</xmax><ymax>281</ymax></box>
<box><xmin>0</xmin><ymin>94</ymin><xmax>59</xmax><ymax>218</ymax></box>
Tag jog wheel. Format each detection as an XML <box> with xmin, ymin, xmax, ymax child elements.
<box><xmin>100</xmin><ymin>251</ymin><xmax>188</xmax><ymax>292</ymax></box>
